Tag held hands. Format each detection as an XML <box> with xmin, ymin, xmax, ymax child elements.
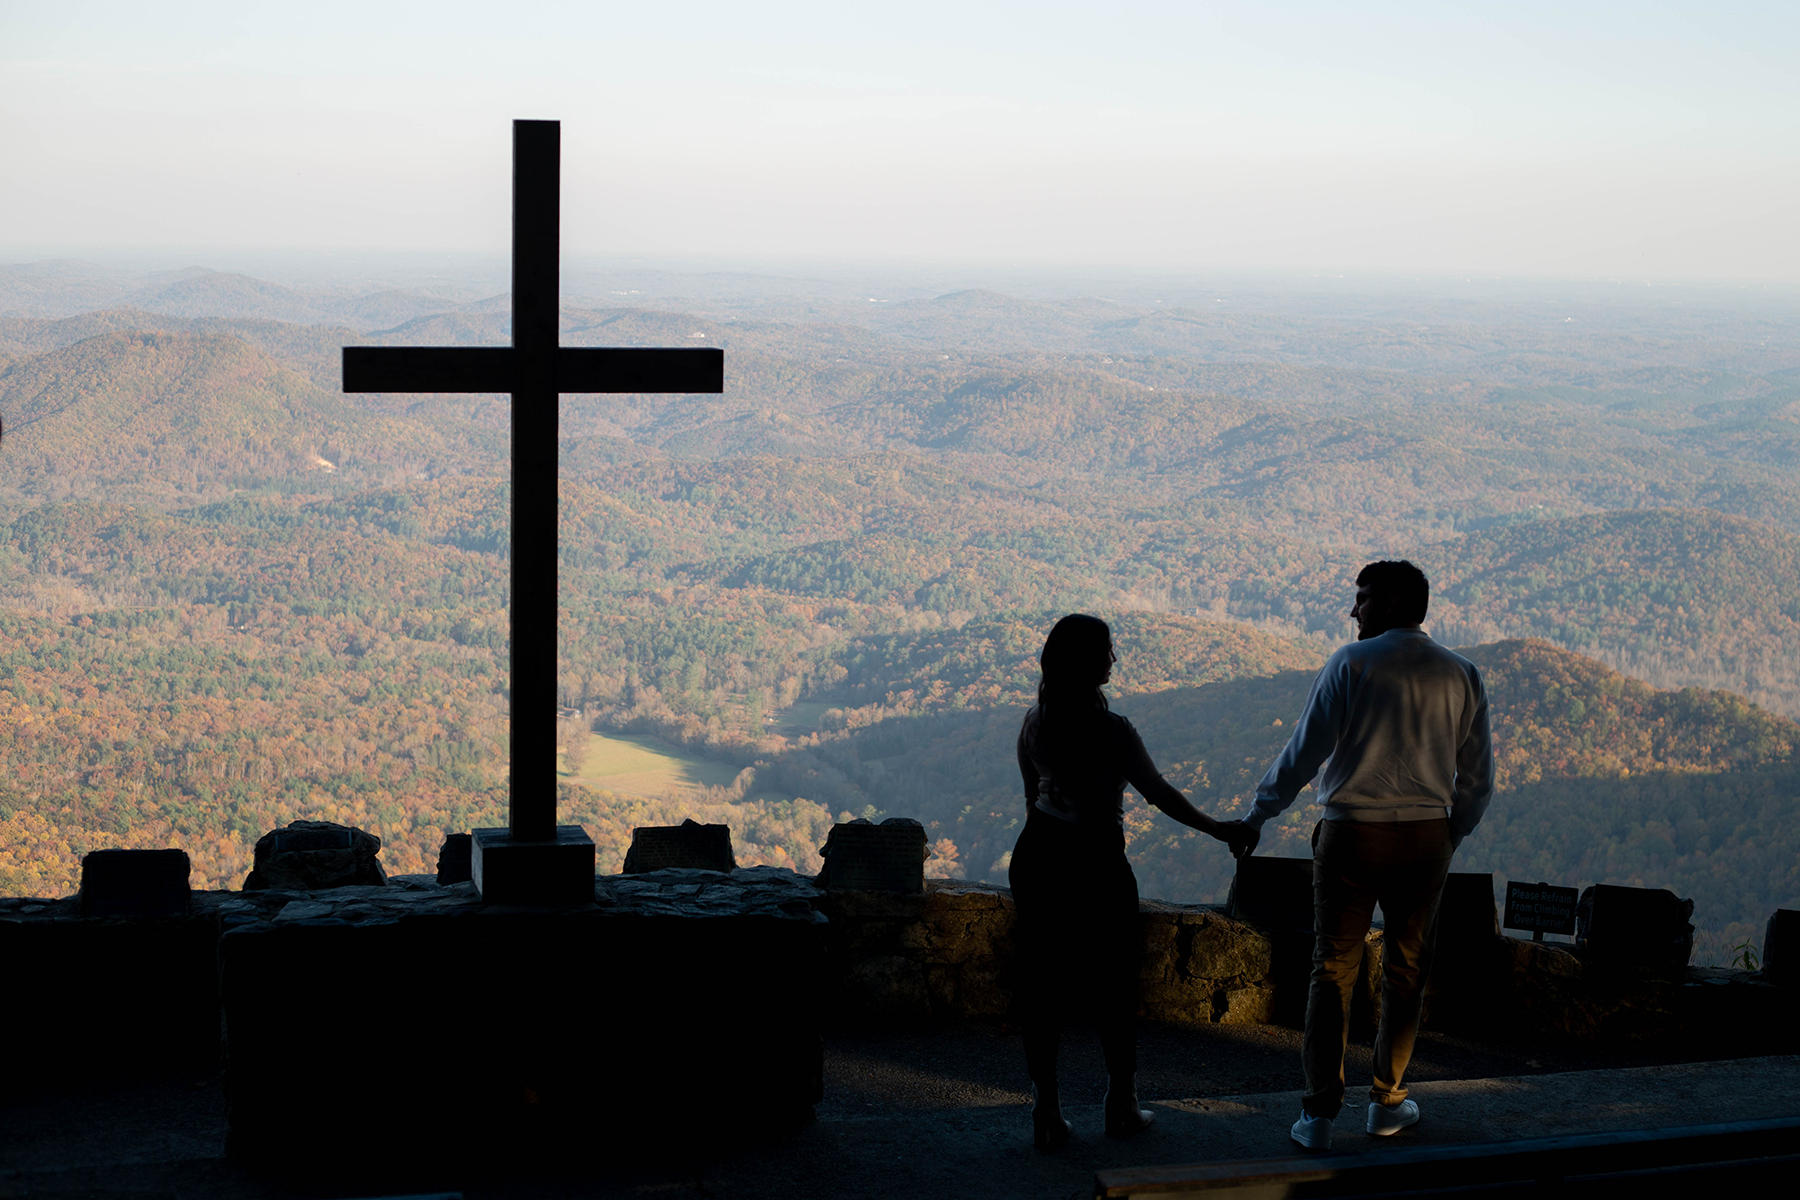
<box><xmin>1214</xmin><ymin>819</ymin><xmax>1260</xmax><ymax>860</ymax></box>
<box><xmin>1159</xmin><ymin>786</ymin><xmax>1260</xmax><ymax>859</ymax></box>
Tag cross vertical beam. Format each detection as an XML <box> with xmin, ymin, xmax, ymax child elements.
<box><xmin>340</xmin><ymin>119</ymin><xmax>723</xmax><ymax>905</ymax></box>
<box><xmin>510</xmin><ymin>119</ymin><xmax>559</xmax><ymax>844</ymax></box>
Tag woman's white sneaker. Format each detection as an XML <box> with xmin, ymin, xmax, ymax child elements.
<box><xmin>1366</xmin><ymin>1099</ymin><xmax>1420</xmax><ymax>1136</ymax></box>
<box><xmin>1290</xmin><ymin>1111</ymin><xmax>1332</xmax><ymax>1150</ymax></box>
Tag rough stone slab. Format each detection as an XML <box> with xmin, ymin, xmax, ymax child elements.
<box><xmin>622</xmin><ymin>820</ymin><xmax>736</xmax><ymax>873</ymax></box>
<box><xmin>78</xmin><ymin>848</ymin><xmax>192</xmax><ymax>919</ymax></box>
<box><xmin>818</xmin><ymin>819</ymin><xmax>927</xmax><ymax>893</ymax></box>
<box><xmin>271</xmin><ymin>901</ymin><xmax>336</xmax><ymax>923</ymax></box>
<box><xmin>435</xmin><ymin>832</ymin><xmax>472</xmax><ymax>884</ymax></box>
<box><xmin>244</xmin><ymin>820</ymin><xmax>385</xmax><ymax>891</ymax></box>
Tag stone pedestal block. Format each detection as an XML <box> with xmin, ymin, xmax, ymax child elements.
<box><xmin>1578</xmin><ymin>884</ymin><xmax>1695</xmax><ymax>978</ymax></box>
<box><xmin>471</xmin><ymin>825</ymin><xmax>596</xmax><ymax>906</ymax></box>
<box><xmin>622</xmin><ymin>819</ymin><xmax>735</xmax><ymax>873</ymax></box>
<box><xmin>436</xmin><ymin>832</ymin><xmax>473</xmax><ymax>884</ymax></box>
<box><xmin>1226</xmin><ymin>856</ymin><xmax>1313</xmax><ymax>933</ymax></box>
<box><xmin>79</xmin><ymin>848</ymin><xmax>191</xmax><ymax>918</ymax></box>
<box><xmin>1439</xmin><ymin>871</ymin><xmax>1499</xmax><ymax>943</ymax></box>
<box><xmin>1419</xmin><ymin>874</ymin><xmax>1512</xmax><ymax>1033</ymax></box>
<box><xmin>244</xmin><ymin>820</ymin><xmax>385</xmax><ymax>891</ymax></box>
<box><xmin>818</xmin><ymin>818</ymin><xmax>926</xmax><ymax>893</ymax></box>
<box><xmin>1764</xmin><ymin>909</ymin><xmax>1799</xmax><ymax>987</ymax></box>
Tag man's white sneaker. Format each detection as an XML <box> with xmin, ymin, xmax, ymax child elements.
<box><xmin>1290</xmin><ymin>1111</ymin><xmax>1332</xmax><ymax>1150</ymax></box>
<box><xmin>1366</xmin><ymin>1099</ymin><xmax>1420</xmax><ymax>1136</ymax></box>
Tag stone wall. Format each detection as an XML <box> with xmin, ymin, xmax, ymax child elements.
<box><xmin>813</xmin><ymin>879</ymin><xmax>1797</xmax><ymax>1052</ymax></box>
<box><xmin>216</xmin><ymin>866</ymin><xmax>828</xmax><ymax>1156</ymax></box>
<box><xmin>0</xmin><ymin>894</ymin><xmax>221</xmax><ymax>1082</ymax></box>
<box><xmin>2</xmin><ymin>868</ymin><xmax>829</xmax><ymax>1160</ymax></box>
<box><xmin>819</xmin><ymin>882</ymin><xmax>1371</xmax><ymax>1032</ymax></box>
<box><xmin>4</xmin><ymin>865</ymin><xmax>1795</xmax><ymax>1139</ymax></box>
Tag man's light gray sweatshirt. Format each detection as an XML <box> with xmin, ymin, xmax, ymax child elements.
<box><xmin>1246</xmin><ymin>627</ymin><xmax>1494</xmax><ymax>846</ymax></box>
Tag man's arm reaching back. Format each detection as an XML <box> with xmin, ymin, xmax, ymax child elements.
<box><xmin>1245</xmin><ymin>656</ymin><xmax>1345</xmax><ymax>831</ymax></box>
<box><xmin>1449</xmin><ymin>672</ymin><xmax>1494</xmax><ymax>849</ymax></box>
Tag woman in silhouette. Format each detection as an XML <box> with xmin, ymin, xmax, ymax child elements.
<box><xmin>1011</xmin><ymin>613</ymin><xmax>1249</xmax><ymax>1148</ymax></box>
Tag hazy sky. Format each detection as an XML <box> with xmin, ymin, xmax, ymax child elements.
<box><xmin>3</xmin><ymin>1</ymin><xmax>1796</xmax><ymax>280</ymax></box>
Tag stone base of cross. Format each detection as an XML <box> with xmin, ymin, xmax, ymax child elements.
<box><xmin>470</xmin><ymin>825</ymin><xmax>597</xmax><ymax>907</ymax></box>
<box><xmin>342</xmin><ymin>120</ymin><xmax>722</xmax><ymax>905</ymax></box>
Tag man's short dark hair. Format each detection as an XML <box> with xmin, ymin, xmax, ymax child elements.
<box><xmin>1356</xmin><ymin>560</ymin><xmax>1429</xmax><ymax>624</ymax></box>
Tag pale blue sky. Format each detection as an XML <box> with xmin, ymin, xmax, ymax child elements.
<box><xmin>3</xmin><ymin>1</ymin><xmax>1796</xmax><ymax>278</ymax></box>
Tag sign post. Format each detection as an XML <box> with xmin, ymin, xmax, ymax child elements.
<box><xmin>1503</xmin><ymin>880</ymin><xmax>1579</xmax><ymax>942</ymax></box>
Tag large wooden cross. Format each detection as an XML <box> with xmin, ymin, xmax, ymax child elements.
<box><xmin>342</xmin><ymin>119</ymin><xmax>723</xmax><ymax>904</ymax></box>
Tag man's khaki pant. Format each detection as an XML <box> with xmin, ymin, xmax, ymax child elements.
<box><xmin>1303</xmin><ymin>817</ymin><xmax>1454</xmax><ymax>1119</ymax></box>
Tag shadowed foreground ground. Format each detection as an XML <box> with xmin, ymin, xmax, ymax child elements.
<box><xmin>5</xmin><ymin>1022</ymin><xmax>1797</xmax><ymax>1199</ymax></box>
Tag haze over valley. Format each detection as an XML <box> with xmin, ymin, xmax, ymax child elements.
<box><xmin>1</xmin><ymin>257</ymin><xmax>1797</xmax><ymax>953</ymax></box>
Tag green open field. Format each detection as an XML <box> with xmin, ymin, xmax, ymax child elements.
<box><xmin>769</xmin><ymin>700</ymin><xmax>830</xmax><ymax>737</ymax></box>
<box><xmin>558</xmin><ymin>731</ymin><xmax>742</xmax><ymax>798</ymax></box>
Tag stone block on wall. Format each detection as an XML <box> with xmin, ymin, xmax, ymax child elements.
<box><xmin>436</xmin><ymin>833</ymin><xmax>472</xmax><ymax>884</ymax></box>
<box><xmin>79</xmin><ymin>848</ymin><xmax>191</xmax><ymax>918</ymax></box>
<box><xmin>1438</xmin><ymin>871</ymin><xmax>1499</xmax><ymax>944</ymax></box>
<box><xmin>1226</xmin><ymin>856</ymin><xmax>1312</xmax><ymax>933</ymax></box>
<box><xmin>622</xmin><ymin>819</ymin><xmax>735</xmax><ymax>874</ymax></box>
<box><xmin>1578</xmin><ymin>883</ymin><xmax>1695</xmax><ymax>978</ymax></box>
<box><xmin>818</xmin><ymin>819</ymin><xmax>927</xmax><ymax>893</ymax></box>
<box><xmin>1763</xmin><ymin>909</ymin><xmax>1799</xmax><ymax>988</ymax></box>
<box><xmin>242</xmin><ymin>820</ymin><xmax>385</xmax><ymax>891</ymax></box>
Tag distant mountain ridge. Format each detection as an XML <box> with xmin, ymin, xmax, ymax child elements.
<box><xmin>0</xmin><ymin>330</ymin><xmax>502</xmax><ymax>503</ymax></box>
<box><xmin>0</xmin><ymin>260</ymin><xmax>497</xmax><ymax>326</ymax></box>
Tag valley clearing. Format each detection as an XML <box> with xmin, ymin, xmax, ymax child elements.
<box><xmin>558</xmin><ymin>731</ymin><xmax>742</xmax><ymax>799</ymax></box>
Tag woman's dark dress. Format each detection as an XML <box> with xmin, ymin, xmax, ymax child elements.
<box><xmin>1008</xmin><ymin>702</ymin><xmax>1168</xmax><ymax>1081</ymax></box>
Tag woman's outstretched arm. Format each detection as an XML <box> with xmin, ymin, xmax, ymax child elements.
<box><xmin>1120</xmin><ymin>719</ymin><xmax>1257</xmax><ymax>853</ymax></box>
<box><xmin>1140</xmin><ymin>775</ymin><xmax>1220</xmax><ymax>834</ymax></box>
<box><xmin>1148</xmin><ymin>782</ymin><xmax>1259</xmax><ymax>856</ymax></box>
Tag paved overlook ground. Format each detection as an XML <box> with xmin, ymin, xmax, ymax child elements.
<box><xmin>4</xmin><ymin>1028</ymin><xmax>1798</xmax><ymax>1200</ymax></box>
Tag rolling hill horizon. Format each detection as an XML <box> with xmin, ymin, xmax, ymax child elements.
<box><xmin>0</xmin><ymin>261</ymin><xmax>1795</xmax><ymax>961</ymax></box>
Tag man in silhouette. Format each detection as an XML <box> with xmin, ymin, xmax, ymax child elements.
<box><xmin>1226</xmin><ymin>560</ymin><xmax>1493</xmax><ymax>1151</ymax></box>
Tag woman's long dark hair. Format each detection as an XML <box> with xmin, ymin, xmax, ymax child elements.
<box><xmin>1037</xmin><ymin>615</ymin><xmax>1114</xmax><ymax>777</ymax></box>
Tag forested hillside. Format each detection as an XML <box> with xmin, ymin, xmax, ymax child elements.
<box><xmin>736</xmin><ymin>639</ymin><xmax>1798</xmax><ymax>947</ymax></box>
<box><xmin>1</xmin><ymin>260</ymin><xmax>1797</xmax><ymax>957</ymax></box>
<box><xmin>1429</xmin><ymin>509</ymin><xmax>1800</xmax><ymax>713</ymax></box>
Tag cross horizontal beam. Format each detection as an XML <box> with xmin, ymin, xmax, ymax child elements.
<box><xmin>342</xmin><ymin>346</ymin><xmax>724</xmax><ymax>395</ymax></box>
